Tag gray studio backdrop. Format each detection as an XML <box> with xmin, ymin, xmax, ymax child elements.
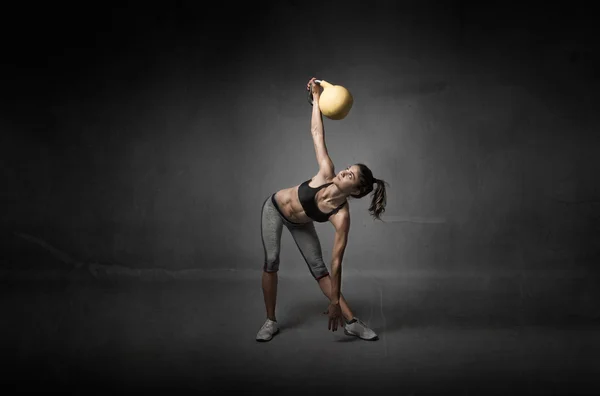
<box><xmin>2</xmin><ymin>2</ymin><xmax>598</xmax><ymax>277</ymax></box>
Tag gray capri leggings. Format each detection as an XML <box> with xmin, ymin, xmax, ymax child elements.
<box><xmin>261</xmin><ymin>194</ymin><xmax>330</xmax><ymax>280</ymax></box>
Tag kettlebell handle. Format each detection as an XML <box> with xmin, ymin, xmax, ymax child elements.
<box><xmin>307</xmin><ymin>79</ymin><xmax>323</xmax><ymax>106</ymax></box>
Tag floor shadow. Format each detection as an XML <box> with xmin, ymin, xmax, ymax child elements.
<box><xmin>279</xmin><ymin>299</ymin><xmax>386</xmax><ymax>341</ymax></box>
<box><xmin>335</xmin><ymin>336</ymin><xmax>359</xmax><ymax>343</ymax></box>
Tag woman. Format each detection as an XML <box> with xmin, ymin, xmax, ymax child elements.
<box><xmin>257</xmin><ymin>77</ymin><xmax>388</xmax><ymax>342</ymax></box>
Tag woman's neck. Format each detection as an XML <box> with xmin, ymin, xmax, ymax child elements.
<box><xmin>320</xmin><ymin>184</ymin><xmax>348</xmax><ymax>207</ymax></box>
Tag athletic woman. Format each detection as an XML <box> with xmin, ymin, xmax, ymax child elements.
<box><xmin>257</xmin><ymin>77</ymin><xmax>388</xmax><ymax>342</ymax></box>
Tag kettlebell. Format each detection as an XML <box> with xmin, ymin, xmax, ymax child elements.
<box><xmin>307</xmin><ymin>79</ymin><xmax>354</xmax><ymax>120</ymax></box>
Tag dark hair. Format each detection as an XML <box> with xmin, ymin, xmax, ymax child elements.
<box><xmin>349</xmin><ymin>163</ymin><xmax>389</xmax><ymax>221</ymax></box>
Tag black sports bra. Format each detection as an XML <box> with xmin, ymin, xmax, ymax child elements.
<box><xmin>298</xmin><ymin>179</ymin><xmax>347</xmax><ymax>223</ymax></box>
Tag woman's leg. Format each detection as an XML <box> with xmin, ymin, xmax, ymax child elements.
<box><xmin>319</xmin><ymin>274</ymin><xmax>378</xmax><ymax>340</ymax></box>
<box><xmin>287</xmin><ymin>222</ymin><xmax>354</xmax><ymax>321</ymax></box>
<box><xmin>261</xmin><ymin>196</ymin><xmax>284</xmax><ymax>321</ymax></box>
<box><xmin>262</xmin><ymin>272</ymin><xmax>278</xmax><ymax>321</ymax></box>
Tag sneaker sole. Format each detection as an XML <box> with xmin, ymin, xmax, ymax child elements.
<box><xmin>256</xmin><ymin>327</ymin><xmax>279</xmax><ymax>342</ymax></box>
<box><xmin>344</xmin><ymin>328</ymin><xmax>379</xmax><ymax>341</ymax></box>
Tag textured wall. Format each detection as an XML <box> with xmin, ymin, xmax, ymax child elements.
<box><xmin>2</xmin><ymin>1</ymin><xmax>598</xmax><ymax>274</ymax></box>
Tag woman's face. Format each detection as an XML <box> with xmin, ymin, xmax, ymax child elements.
<box><xmin>335</xmin><ymin>165</ymin><xmax>361</xmax><ymax>194</ymax></box>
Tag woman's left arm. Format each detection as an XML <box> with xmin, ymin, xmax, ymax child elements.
<box><xmin>329</xmin><ymin>213</ymin><xmax>350</xmax><ymax>303</ymax></box>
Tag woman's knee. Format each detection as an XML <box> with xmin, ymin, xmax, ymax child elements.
<box><xmin>311</xmin><ymin>265</ymin><xmax>329</xmax><ymax>281</ymax></box>
<box><xmin>263</xmin><ymin>257</ymin><xmax>280</xmax><ymax>273</ymax></box>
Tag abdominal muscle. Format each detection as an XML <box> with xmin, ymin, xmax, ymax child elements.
<box><xmin>274</xmin><ymin>186</ymin><xmax>312</xmax><ymax>223</ymax></box>
<box><xmin>273</xmin><ymin>174</ymin><xmax>342</xmax><ymax>224</ymax></box>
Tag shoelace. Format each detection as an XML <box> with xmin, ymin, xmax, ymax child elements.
<box><xmin>261</xmin><ymin>320</ymin><xmax>273</xmax><ymax>331</ymax></box>
<box><xmin>355</xmin><ymin>319</ymin><xmax>368</xmax><ymax>328</ymax></box>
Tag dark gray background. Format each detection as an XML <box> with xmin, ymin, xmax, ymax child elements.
<box><xmin>1</xmin><ymin>1</ymin><xmax>599</xmax><ymax>393</ymax></box>
<box><xmin>2</xmin><ymin>1</ymin><xmax>599</xmax><ymax>273</ymax></box>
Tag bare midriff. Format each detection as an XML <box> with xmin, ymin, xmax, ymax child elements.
<box><xmin>273</xmin><ymin>174</ymin><xmax>346</xmax><ymax>224</ymax></box>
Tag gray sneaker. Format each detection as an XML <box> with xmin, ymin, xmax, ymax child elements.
<box><xmin>344</xmin><ymin>318</ymin><xmax>378</xmax><ymax>340</ymax></box>
<box><xmin>256</xmin><ymin>318</ymin><xmax>279</xmax><ymax>342</ymax></box>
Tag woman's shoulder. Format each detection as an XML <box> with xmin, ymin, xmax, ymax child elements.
<box><xmin>309</xmin><ymin>172</ymin><xmax>335</xmax><ymax>187</ymax></box>
<box><xmin>329</xmin><ymin>203</ymin><xmax>350</xmax><ymax>229</ymax></box>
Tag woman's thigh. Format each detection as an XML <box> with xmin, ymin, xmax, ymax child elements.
<box><xmin>287</xmin><ymin>222</ymin><xmax>329</xmax><ymax>280</ymax></box>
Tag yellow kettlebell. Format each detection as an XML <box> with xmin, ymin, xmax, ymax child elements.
<box><xmin>308</xmin><ymin>79</ymin><xmax>354</xmax><ymax>120</ymax></box>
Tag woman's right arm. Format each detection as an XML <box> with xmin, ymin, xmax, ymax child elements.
<box><xmin>308</xmin><ymin>78</ymin><xmax>334</xmax><ymax>176</ymax></box>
